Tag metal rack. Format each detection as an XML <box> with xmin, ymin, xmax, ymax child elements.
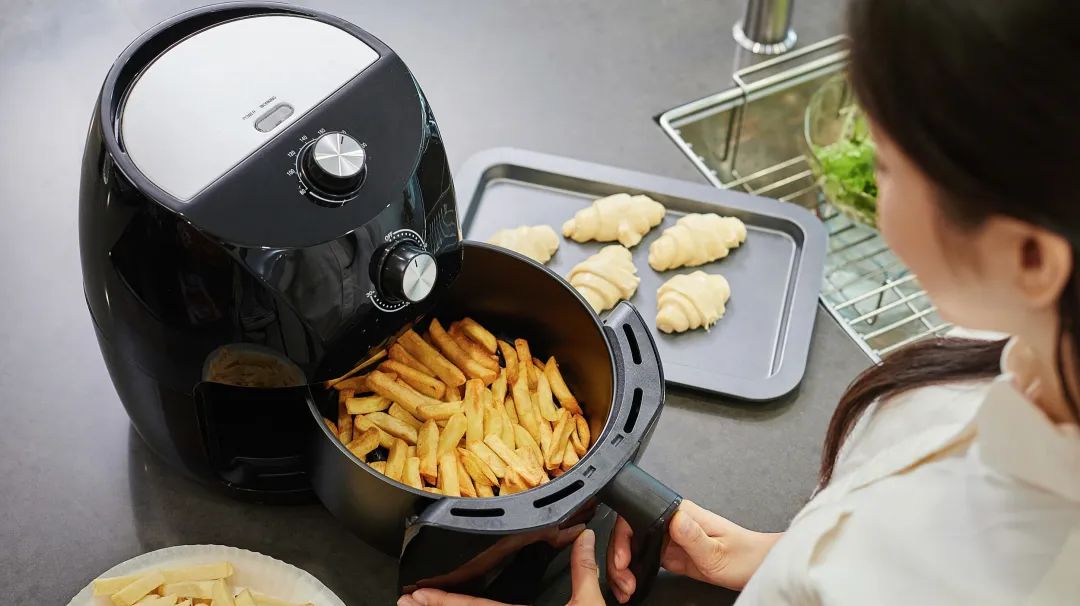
<box><xmin>658</xmin><ymin>36</ymin><xmax>950</xmax><ymax>361</ymax></box>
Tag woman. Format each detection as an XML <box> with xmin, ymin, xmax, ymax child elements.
<box><xmin>400</xmin><ymin>0</ymin><xmax>1080</xmax><ymax>603</ymax></box>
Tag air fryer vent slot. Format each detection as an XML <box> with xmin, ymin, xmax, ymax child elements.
<box><xmin>451</xmin><ymin>507</ymin><xmax>505</xmax><ymax>518</ymax></box>
<box><xmin>622</xmin><ymin>323</ymin><xmax>642</xmax><ymax>364</ymax></box>
<box><xmin>533</xmin><ymin>480</ymin><xmax>584</xmax><ymax>508</ymax></box>
<box><xmin>623</xmin><ymin>388</ymin><xmax>643</xmax><ymax>433</ymax></box>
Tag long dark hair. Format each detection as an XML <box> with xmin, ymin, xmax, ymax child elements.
<box><xmin>821</xmin><ymin>0</ymin><xmax>1080</xmax><ymax>485</ymax></box>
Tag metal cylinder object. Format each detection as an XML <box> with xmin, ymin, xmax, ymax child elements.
<box><xmin>733</xmin><ymin>0</ymin><xmax>797</xmax><ymax>55</ymax></box>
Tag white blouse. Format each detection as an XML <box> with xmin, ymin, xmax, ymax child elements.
<box><xmin>736</xmin><ymin>341</ymin><xmax>1080</xmax><ymax>605</ymax></box>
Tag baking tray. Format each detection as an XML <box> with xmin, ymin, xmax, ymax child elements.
<box><xmin>454</xmin><ymin>148</ymin><xmax>827</xmax><ymax>401</ymax></box>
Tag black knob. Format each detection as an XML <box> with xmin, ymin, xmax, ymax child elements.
<box><xmin>301</xmin><ymin>132</ymin><xmax>366</xmax><ymax>199</ymax></box>
<box><xmin>378</xmin><ymin>243</ymin><xmax>438</xmax><ymax>303</ymax></box>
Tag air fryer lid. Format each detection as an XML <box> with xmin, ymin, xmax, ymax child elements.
<box><xmin>101</xmin><ymin>4</ymin><xmax>430</xmax><ymax>248</ymax></box>
<box><xmin>119</xmin><ymin>15</ymin><xmax>378</xmax><ymax>202</ymax></box>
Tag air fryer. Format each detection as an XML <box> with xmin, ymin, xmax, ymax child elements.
<box><xmin>80</xmin><ymin>4</ymin><xmax>682</xmax><ymax>604</ymax></box>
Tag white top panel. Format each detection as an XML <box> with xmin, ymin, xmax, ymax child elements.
<box><xmin>120</xmin><ymin>15</ymin><xmax>379</xmax><ymax>201</ymax></box>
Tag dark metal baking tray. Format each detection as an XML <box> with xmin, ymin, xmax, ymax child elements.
<box><xmin>454</xmin><ymin>148</ymin><xmax>826</xmax><ymax>401</ymax></box>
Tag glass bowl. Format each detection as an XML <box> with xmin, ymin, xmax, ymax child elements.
<box><xmin>804</xmin><ymin>76</ymin><xmax>878</xmax><ymax>227</ymax></box>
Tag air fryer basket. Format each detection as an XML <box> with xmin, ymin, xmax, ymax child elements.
<box><xmin>307</xmin><ymin>242</ymin><xmax>680</xmax><ymax>603</ymax></box>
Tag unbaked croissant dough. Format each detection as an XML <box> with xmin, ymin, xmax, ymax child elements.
<box><xmin>656</xmin><ymin>271</ymin><xmax>731</xmax><ymax>334</ymax></box>
<box><xmin>488</xmin><ymin>225</ymin><xmax>560</xmax><ymax>263</ymax></box>
<box><xmin>567</xmin><ymin>245</ymin><xmax>640</xmax><ymax>313</ymax></box>
<box><xmin>562</xmin><ymin>193</ymin><xmax>666</xmax><ymax>248</ymax></box>
<box><xmin>648</xmin><ymin>213</ymin><xmax>747</xmax><ymax>271</ymax></box>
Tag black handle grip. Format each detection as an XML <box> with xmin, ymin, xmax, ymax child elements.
<box><xmin>600</xmin><ymin>462</ymin><xmax>682</xmax><ymax>604</ymax></box>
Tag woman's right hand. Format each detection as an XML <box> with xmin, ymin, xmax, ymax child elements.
<box><xmin>605</xmin><ymin>500</ymin><xmax>782</xmax><ymax>603</ymax></box>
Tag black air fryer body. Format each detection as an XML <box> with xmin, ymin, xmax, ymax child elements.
<box><xmin>81</xmin><ymin>3</ymin><xmax>461</xmax><ymax>499</ymax></box>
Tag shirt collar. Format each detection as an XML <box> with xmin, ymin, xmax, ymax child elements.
<box><xmin>977</xmin><ymin>339</ymin><xmax>1080</xmax><ymax>503</ymax></box>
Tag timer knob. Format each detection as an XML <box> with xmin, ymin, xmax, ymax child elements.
<box><xmin>378</xmin><ymin>243</ymin><xmax>438</xmax><ymax>303</ymax></box>
<box><xmin>301</xmin><ymin>132</ymin><xmax>366</xmax><ymax>199</ymax></box>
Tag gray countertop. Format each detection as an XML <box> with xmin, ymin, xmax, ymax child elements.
<box><xmin>0</xmin><ymin>1</ymin><xmax>868</xmax><ymax>604</ymax></box>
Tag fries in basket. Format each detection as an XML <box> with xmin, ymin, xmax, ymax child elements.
<box><xmin>324</xmin><ymin>317</ymin><xmax>594</xmax><ymax>497</ymax></box>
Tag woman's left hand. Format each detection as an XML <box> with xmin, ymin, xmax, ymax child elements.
<box><xmin>397</xmin><ymin>528</ymin><xmax>604</xmax><ymax>606</ymax></box>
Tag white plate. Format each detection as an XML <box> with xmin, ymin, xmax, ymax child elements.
<box><xmin>66</xmin><ymin>544</ymin><xmax>346</xmax><ymax>606</ymax></box>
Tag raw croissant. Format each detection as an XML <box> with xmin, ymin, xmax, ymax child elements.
<box><xmin>488</xmin><ymin>225</ymin><xmax>560</xmax><ymax>263</ymax></box>
<box><xmin>562</xmin><ymin>193</ymin><xmax>666</xmax><ymax>248</ymax></box>
<box><xmin>656</xmin><ymin>271</ymin><xmax>731</xmax><ymax>334</ymax></box>
<box><xmin>648</xmin><ymin>214</ymin><xmax>747</xmax><ymax>271</ymax></box>
<box><xmin>566</xmin><ymin>245</ymin><xmax>640</xmax><ymax>313</ymax></box>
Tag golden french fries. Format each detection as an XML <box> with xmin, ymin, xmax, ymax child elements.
<box><xmin>459</xmin><ymin>317</ymin><xmax>497</xmax><ymax>353</ymax></box>
<box><xmin>417</xmin><ymin>400</ymin><xmax>465</xmax><ymax>421</ymax></box>
<box><xmin>514</xmin><ymin>424</ymin><xmax>544</xmax><ymax>470</ymax></box>
<box><xmin>514</xmin><ymin>339</ymin><xmax>538</xmax><ymax>388</ymax></box>
<box><xmin>404</xmin><ymin>456</ymin><xmax>423</xmax><ymax>489</ymax></box>
<box><xmin>346</xmin><ymin>428</ymin><xmax>380</xmax><ymax>459</ymax></box>
<box><xmin>574</xmin><ymin>414</ymin><xmax>590</xmax><ymax>456</ymax></box>
<box><xmin>467</xmin><ymin>440</ymin><xmax>508</xmax><ymax>478</ymax></box>
<box><xmin>381</xmin><ymin>359</ymin><xmax>446</xmax><ymax>400</ymax></box>
<box><xmin>462</xmin><ymin>317</ymin><xmax>498</xmax><ymax>349</ymax></box>
<box><xmin>450</xmin><ymin>322</ymin><xmax>499</xmax><ymax>370</ymax></box>
<box><xmin>366</xmin><ymin>411</ymin><xmax>419</xmax><ymax>444</ymax></box>
<box><xmin>399</xmin><ymin>329</ymin><xmax>467</xmax><ymax>387</ymax></box>
<box><xmin>354</xmin><ymin>415</ymin><xmax>395</xmax><ymax>449</ymax></box>
<box><xmin>326</xmin><ymin>317</ymin><xmax>596</xmax><ymax>496</ymax></box>
<box><xmin>457</xmin><ymin>457</ymin><xmax>478</xmax><ymax>497</ymax></box>
<box><xmin>535</xmin><ymin>371</ymin><xmax>559</xmax><ymax>423</ymax></box>
<box><xmin>437</xmin><ymin>453</ymin><xmax>461</xmax><ymax>497</ymax></box>
<box><xmin>511</xmin><ymin>369</ymin><xmax>541</xmax><ymax>444</ymax></box>
<box><xmin>417</xmin><ymin>419</ymin><xmax>440</xmax><ymax>483</ymax></box>
<box><xmin>389</xmin><ymin>342</ymin><xmax>434</xmax><ymax>375</ymax></box>
<box><xmin>497</xmin><ymin>340</ymin><xmax>519</xmax><ymax>385</ymax></box>
<box><xmin>367</xmin><ymin>370</ymin><xmax>443</xmax><ymax>418</ymax></box>
<box><xmin>464</xmin><ymin>380</ymin><xmax>485</xmax><ymax>444</ymax></box>
<box><xmin>385</xmin><ymin>438</ymin><xmax>407</xmax><ymax>481</ymax></box>
<box><xmin>345</xmin><ymin>394</ymin><xmax>390</xmax><ymax>415</ymax></box>
<box><xmin>545</xmin><ymin>357</ymin><xmax>582</xmax><ymax>414</ymax></box>
<box><xmin>485</xmin><ymin>434</ymin><xmax>544</xmax><ymax>487</ymax></box>
<box><xmin>431</xmin><ymin>319</ymin><xmax>498</xmax><ymax>384</ymax></box>
<box><xmin>389</xmin><ymin>402</ymin><xmax>423</xmax><ymax>430</ymax></box>
<box><xmin>547</xmin><ymin>410</ymin><xmax>573</xmax><ymax>470</ymax></box>
<box><xmin>437</xmin><ymin>413</ymin><xmax>468</xmax><ymax>458</ymax></box>
<box><xmin>94</xmin><ymin>562</ymin><xmax>305</xmax><ymax>606</ymax></box>
<box><xmin>458</xmin><ymin>447</ymin><xmax>498</xmax><ymax>486</ymax></box>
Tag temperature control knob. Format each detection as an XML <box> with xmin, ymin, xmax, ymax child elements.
<box><xmin>301</xmin><ymin>131</ymin><xmax>366</xmax><ymax>199</ymax></box>
<box><xmin>378</xmin><ymin>243</ymin><xmax>438</xmax><ymax>303</ymax></box>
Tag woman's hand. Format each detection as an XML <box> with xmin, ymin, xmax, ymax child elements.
<box><xmin>398</xmin><ymin>528</ymin><xmax>604</xmax><ymax>606</ymax></box>
<box><xmin>606</xmin><ymin>500</ymin><xmax>782</xmax><ymax>603</ymax></box>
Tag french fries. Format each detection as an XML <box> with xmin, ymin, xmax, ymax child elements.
<box><xmin>514</xmin><ymin>339</ymin><xmax>538</xmax><ymax>389</ymax></box>
<box><xmin>450</xmin><ymin>322</ymin><xmax>499</xmax><ymax>370</ymax></box>
<box><xmin>385</xmin><ymin>438</ymin><xmax>408</xmax><ymax>481</ymax></box>
<box><xmin>389</xmin><ymin>342</ymin><xmax>434</xmax><ymax>375</ymax></box>
<box><xmin>497</xmin><ymin>340</ymin><xmax>519</xmax><ymax>385</ymax></box>
<box><xmin>417</xmin><ymin>420</ymin><xmax>440</xmax><ymax>483</ymax></box>
<box><xmin>430</xmin><ymin>319</ymin><xmax>498</xmax><ymax>384</ymax></box>
<box><xmin>389</xmin><ymin>402</ymin><xmax>423</xmax><ymax>430</ymax></box>
<box><xmin>346</xmin><ymin>428</ymin><xmax>380</xmax><ymax>459</ymax></box>
<box><xmin>399</xmin><ymin>329</ymin><xmax>466</xmax><ymax>387</ymax></box>
<box><xmin>345</xmin><ymin>394</ymin><xmax>390</xmax><ymax>415</ymax></box>
<box><xmin>380</xmin><ymin>359</ymin><xmax>446</xmax><ymax>400</ymax></box>
<box><xmin>92</xmin><ymin>562</ymin><xmax>311</xmax><ymax>606</ymax></box>
<box><xmin>464</xmin><ymin>380</ymin><xmax>485</xmax><ymax>444</ymax></box>
<box><xmin>460</xmin><ymin>317</ymin><xmax>497</xmax><ymax>352</ymax></box>
<box><xmin>366</xmin><ymin>412</ymin><xmax>418</xmax><ymax>444</ymax></box>
<box><xmin>325</xmin><ymin>317</ymin><xmax>596</xmax><ymax>497</ymax></box>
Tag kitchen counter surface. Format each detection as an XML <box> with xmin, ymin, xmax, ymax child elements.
<box><xmin>0</xmin><ymin>1</ymin><xmax>868</xmax><ymax>604</ymax></box>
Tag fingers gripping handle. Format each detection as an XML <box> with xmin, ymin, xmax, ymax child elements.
<box><xmin>601</xmin><ymin>462</ymin><xmax>682</xmax><ymax>604</ymax></box>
